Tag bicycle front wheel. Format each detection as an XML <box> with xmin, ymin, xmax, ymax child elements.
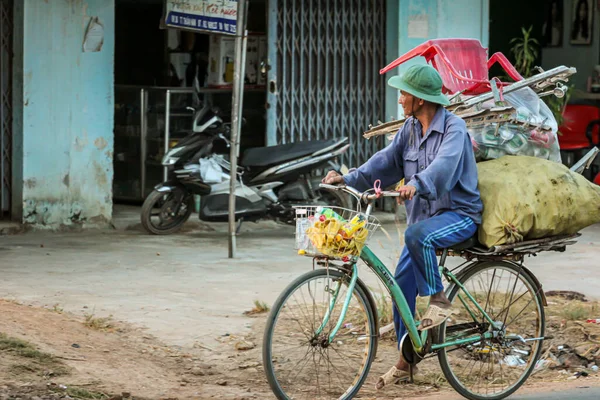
<box><xmin>262</xmin><ymin>268</ymin><xmax>378</xmax><ymax>400</ymax></box>
<box><xmin>438</xmin><ymin>261</ymin><xmax>545</xmax><ymax>400</ymax></box>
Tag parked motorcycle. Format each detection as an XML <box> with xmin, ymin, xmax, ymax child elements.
<box><xmin>140</xmin><ymin>102</ymin><xmax>352</xmax><ymax>235</ymax></box>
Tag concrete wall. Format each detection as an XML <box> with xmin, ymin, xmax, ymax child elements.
<box><xmin>542</xmin><ymin>0</ymin><xmax>600</xmax><ymax>90</ymax></box>
<box><xmin>19</xmin><ymin>0</ymin><xmax>115</xmax><ymax>227</ymax></box>
<box><xmin>385</xmin><ymin>0</ymin><xmax>490</xmax><ymax>120</ymax></box>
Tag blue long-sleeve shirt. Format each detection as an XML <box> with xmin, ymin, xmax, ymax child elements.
<box><xmin>344</xmin><ymin>107</ymin><xmax>483</xmax><ymax>225</ymax></box>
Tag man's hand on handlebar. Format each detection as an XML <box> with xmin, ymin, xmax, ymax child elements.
<box><xmin>319</xmin><ymin>179</ymin><xmax>402</xmax><ymax>203</ymax></box>
<box><xmin>320</xmin><ymin>172</ymin><xmax>415</xmax><ymax>203</ymax></box>
<box><xmin>396</xmin><ymin>185</ymin><xmax>416</xmax><ymax>204</ymax></box>
<box><xmin>322</xmin><ymin>170</ymin><xmax>345</xmax><ymax>185</ymax></box>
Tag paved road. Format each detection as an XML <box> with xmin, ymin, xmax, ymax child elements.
<box><xmin>411</xmin><ymin>385</ymin><xmax>600</xmax><ymax>400</ymax></box>
<box><xmin>511</xmin><ymin>387</ymin><xmax>600</xmax><ymax>399</ymax></box>
<box><xmin>0</xmin><ymin>206</ymin><xmax>599</xmax><ymax>349</ymax></box>
<box><xmin>411</xmin><ymin>379</ymin><xmax>600</xmax><ymax>400</ymax></box>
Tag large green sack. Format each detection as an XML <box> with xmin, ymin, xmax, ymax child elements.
<box><xmin>477</xmin><ymin>155</ymin><xmax>600</xmax><ymax>248</ymax></box>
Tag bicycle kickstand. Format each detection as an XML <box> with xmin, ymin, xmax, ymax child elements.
<box><xmin>408</xmin><ymin>364</ymin><xmax>415</xmax><ymax>384</ymax></box>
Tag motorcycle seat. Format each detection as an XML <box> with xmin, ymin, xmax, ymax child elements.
<box><xmin>241</xmin><ymin>139</ymin><xmax>342</xmax><ymax>167</ymax></box>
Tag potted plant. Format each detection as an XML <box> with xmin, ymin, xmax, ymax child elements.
<box><xmin>509</xmin><ymin>25</ymin><xmax>573</xmax><ymax>129</ymax></box>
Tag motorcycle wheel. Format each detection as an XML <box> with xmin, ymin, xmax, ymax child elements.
<box><xmin>140</xmin><ymin>188</ymin><xmax>194</xmax><ymax>235</ymax></box>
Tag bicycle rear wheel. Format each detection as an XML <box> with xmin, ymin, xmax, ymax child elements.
<box><xmin>263</xmin><ymin>268</ymin><xmax>378</xmax><ymax>400</ymax></box>
<box><xmin>438</xmin><ymin>261</ymin><xmax>545</xmax><ymax>400</ymax></box>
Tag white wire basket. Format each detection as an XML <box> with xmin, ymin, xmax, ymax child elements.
<box><xmin>294</xmin><ymin>206</ymin><xmax>381</xmax><ymax>260</ymax></box>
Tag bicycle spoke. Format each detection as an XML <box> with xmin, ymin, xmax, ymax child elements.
<box><xmin>284</xmin><ymin>346</ymin><xmax>314</xmax><ymax>385</ymax></box>
<box><xmin>322</xmin><ymin>349</ymin><xmax>352</xmax><ymax>392</ymax></box>
<box><xmin>439</xmin><ymin>263</ymin><xmax>544</xmax><ymax>398</ymax></box>
<box><xmin>483</xmin><ymin>268</ymin><xmax>496</xmax><ymax>316</ymax></box>
<box><xmin>329</xmin><ymin>343</ymin><xmax>364</xmax><ymax>371</ymax></box>
<box><xmin>281</xmin><ymin>300</ymin><xmax>313</xmax><ymax>342</ymax></box>
<box><xmin>312</xmin><ymin>350</ymin><xmax>321</xmax><ymax>398</ymax></box>
<box><xmin>265</xmin><ymin>270</ymin><xmax>375</xmax><ymax>400</ymax></box>
<box><xmin>503</xmin><ymin>287</ymin><xmax>543</xmax><ymax>330</ymax></box>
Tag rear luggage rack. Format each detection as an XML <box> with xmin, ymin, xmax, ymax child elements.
<box><xmin>437</xmin><ymin>233</ymin><xmax>582</xmax><ymax>262</ymax></box>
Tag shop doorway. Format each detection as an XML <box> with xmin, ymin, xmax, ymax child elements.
<box><xmin>112</xmin><ymin>0</ymin><xmax>267</xmax><ymax>202</ymax></box>
<box><xmin>0</xmin><ymin>0</ymin><xmax>13</xmax><ymax>219</ymax></box>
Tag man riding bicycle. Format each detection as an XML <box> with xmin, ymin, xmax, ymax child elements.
<box><xmin>323</xmin><ymin>64</ymin><xmax>483</xmax><ymax>389</ymax></box>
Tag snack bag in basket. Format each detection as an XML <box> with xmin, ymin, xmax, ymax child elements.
<box><xmin>304</xmin><ymin>208</ymin><xmax>370</xmax><ymax>258</ymax></box>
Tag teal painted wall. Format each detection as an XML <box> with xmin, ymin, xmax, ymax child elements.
<box><xmin>20</xmin><ymin>0</ymin><xmax>115</xmax><ymax>227</ymax></box>
<box><xmin>385</xmin><ymin>0</ymin><xmax>490</xmax><ymax>120</ymax></box>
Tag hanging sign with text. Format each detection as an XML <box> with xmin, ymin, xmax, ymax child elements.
<box><xmin>164</xmin><ymin>0</ymin><xmax>238</xmax><ymax>35</ymax></box>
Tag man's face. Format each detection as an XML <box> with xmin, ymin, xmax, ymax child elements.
<box><xmin>399</xmin><ymin>90</ymin><xmax>423</xmax><ymax>117</ymax></box>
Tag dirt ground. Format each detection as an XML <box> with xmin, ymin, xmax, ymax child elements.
<box><xmin>2</xmin><ymin>210</ymin><xmax>600</xmax><ymax>399</ymax></box>
<box><xmin>2</xmin><ymin>292</ymin><xmax>600</xmax><ymax>400</ymax></box>
<box><xmin>0</xmin><ymin>297</ymin><xmax>272</xmax><ymax>400</ymax></box>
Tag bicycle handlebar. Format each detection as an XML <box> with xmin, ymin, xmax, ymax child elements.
<box><xmin>319</xmin><ymin>183</ymin><xmax>399</xmax><ymax>203</ymax></box>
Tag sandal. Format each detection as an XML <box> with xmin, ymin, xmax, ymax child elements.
<box><xmin>418</xmin><ymin>304</ymin><xmax>457</xmax><ymax>331</ymax></box>
<box><xmin>376</xmin><ymin>365</ymin><xmax>418</xmax><ymax>390</ymax></box>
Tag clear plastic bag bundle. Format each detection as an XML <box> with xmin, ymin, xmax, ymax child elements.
<box><xmin>467</xmin><ymin>87</ymin><xmax>562</xmax><ymax>163</ymax></box>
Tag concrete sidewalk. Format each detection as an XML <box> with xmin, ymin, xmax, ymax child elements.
<box><xmin>1</xmin><ymin>205</ymin><xmax>599</xmax><ymax>350</ymax></box>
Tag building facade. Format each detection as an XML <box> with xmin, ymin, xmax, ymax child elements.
<box><xmin>2</xmin><ymin>0</ymin><xmax>489</xmax><ymax>228</ymax></box>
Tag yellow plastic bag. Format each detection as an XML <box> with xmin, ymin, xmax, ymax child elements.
<box><xmin>477</xmin><ymin>155</ymin><xmax>600</xmax><ymax>248</ymax></box>
<box><xmin>305</xmin><ymin>216</ymin><xmax>370</xmax><ymax>257</ymax></box>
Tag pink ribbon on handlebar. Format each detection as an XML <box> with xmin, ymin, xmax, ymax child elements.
<box><xmin>374</xmin><ymin>179</ymin><xmax>382</xmax><ymax>198</ymax></box>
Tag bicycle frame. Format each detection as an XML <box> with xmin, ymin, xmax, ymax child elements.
<box><xmin>317</xmin><ymin>203</ymin><xmax>498</xmax><ymax>354</ymax></box>
<box><xmin>359</xmin><ymin>247</ymin><xmax>497</xmax><ymax>353</ymax></box>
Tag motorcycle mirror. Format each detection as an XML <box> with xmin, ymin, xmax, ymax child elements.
<box><xmin>218</xmin><ymin>133</ymin><xmax>231</xmax><ymax>148</ymax></box>
<box><xmin>260</xmin><ymin>61</ymin><xmax>267</xmax><ymax>77</ymax></box>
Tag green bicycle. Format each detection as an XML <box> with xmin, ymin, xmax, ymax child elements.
<box><xmin>263</xmin><ymin>184</ymin><xmax>577</xmax><ymax>400</ymax></box>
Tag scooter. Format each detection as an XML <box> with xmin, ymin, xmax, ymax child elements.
<box><xmin>140</xmin><ymin>99</ymin><xmax>352</xmax><ymax>235</ymax></box>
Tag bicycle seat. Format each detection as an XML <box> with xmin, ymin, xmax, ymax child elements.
<box><xmin>449</xmin><ymin>236</ymin><xmax>479</xmax><ymax>251</ymax></box>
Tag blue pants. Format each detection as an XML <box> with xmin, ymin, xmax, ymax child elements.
<box><xmin>393</xmin><ymin>211</ymin><xmax>477</xmax><ymax>346</ymax></box>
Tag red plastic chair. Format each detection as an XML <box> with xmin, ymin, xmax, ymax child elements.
<box><xmin>558</xmin><ymin>104</ymin><xmax>600</xmax><ymax>179</ymax></box>
<box><xmin>380</xmin><ymin>39</ymin><xmax>524</xmax><ymax>95</ymax></box>
<box><xmin>558</xmin><ymin>104</ymin><xmax>600</xmax><ymax>150</ymax></box>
